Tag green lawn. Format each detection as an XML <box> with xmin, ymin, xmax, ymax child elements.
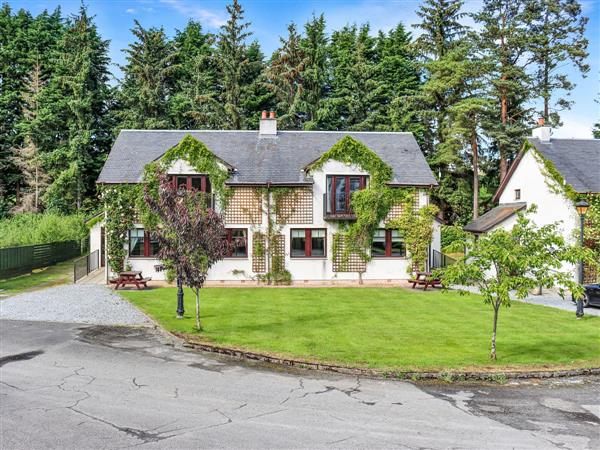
<box><xmin>121</xmin><ymin>287</ymin><xmax>600</xmax><ymax>372</ymax></box>
<box><xmin>0</xmin><ymin>259</ymin><xmax>75</xmax><ymax>297</ymax></box>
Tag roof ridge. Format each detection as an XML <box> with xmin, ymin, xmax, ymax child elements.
<box><xmin>118</xmin><ymin>129</ymin><xmax>414</xmax><ymax>135</ymax></box>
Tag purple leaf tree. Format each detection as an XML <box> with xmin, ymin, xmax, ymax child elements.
<box><xmin>144</xmin><ymin>172</ymin><xmax>230</xmax><ymax>330</ymax></box>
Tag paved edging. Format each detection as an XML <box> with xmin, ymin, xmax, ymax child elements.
<box><xmin>131</xmin><ymin>304</ymin><xmax>600</xmax><ymax>382</ymax></box>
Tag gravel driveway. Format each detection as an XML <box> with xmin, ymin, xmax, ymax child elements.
<box><xmin>0</xmin><ymin>284</ymin><xmax>148</xmax><ymax>325</ymax></box>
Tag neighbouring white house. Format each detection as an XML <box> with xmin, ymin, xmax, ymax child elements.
<box><xmin>464</xmin><ymin>122</ymin><xmax>600</xmax><ymax>282</ymax></box>
<box><xmin>90</xmin><ymin>113</ymin><xmax>443</xmax><ymax>285</ymax></box>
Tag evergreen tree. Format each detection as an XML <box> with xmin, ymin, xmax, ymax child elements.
<box><xmin>474</xmin><ymin>0</ymin><xmax>534</xmax><ymax>181</ymax></box>
<box><xmin>216</xmin><ymin>0</ymin><xmax>252</xmax><ymax>129</ymax></box>
<box><xmin>240</xmin><ymin>41</ymin><xmax>272</xmax><ymax>129</ymax></box>
<box><xmin>35</xmin><ymin>5</ymin><xmax>112</xmax><ymax>212</ymax></box>
<box><xmin>529</xmin><ymin>0</ymin><xmax>589</xmax><ymax>126</ymax></box>
<box><xmin>267</xmin><ymin>23</ymin><xmax>306</xmax><ymax>129</ymax></box>
<box><xmin>118</xmin><ymin>21</ymin><xmax>177</xmax><ymax>129</ymax></box>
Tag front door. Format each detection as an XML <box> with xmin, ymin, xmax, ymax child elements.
<box><xmin>100</xmin><ymin>227</ymin><xmax>106</xmax><ymax>267</ymax></box>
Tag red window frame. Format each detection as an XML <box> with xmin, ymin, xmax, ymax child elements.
<box><xmin>290</xmin><ymin>228</ymin><xmax>327</xmax><ymax>258</ymax></box>
<box><xmin>327</xmin><ymin>175</ymin><xmax>367</xmax><ymax>214</ymax></box>
<box><xmin>225</xmin><ymin>228</ymin><xmax>248</xmax><ymax>258</ymax></box>
<box><xmin>170</xmin><ymin>175</ymin><xmax>210</xmax><ymax>192</ymax></box>
<box><xmin>371</xmin><ymin>229</ymin><xmax>406</xmax><ymax>258</ymax></box>
<box><xmin>128</xmin><ymin>229</ymin><xmax>159</xmax><ymax>258</ymax></box>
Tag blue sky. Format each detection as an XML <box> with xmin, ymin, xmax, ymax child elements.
<box><xmin>7</xmin><ymin>0</ymin><xmax>600</xmax><ymax>137</ymax></box>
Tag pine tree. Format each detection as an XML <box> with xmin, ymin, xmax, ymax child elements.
<box><xmin>298</xmin><ymin>14</ymin><xmax>329</xmax><ymax>129</ymax></box>
<box><xmin>529</xmin><ymin>0</ymin><xmax>589</xmax><ymax>126</ymax></box>
<box><xmin>118</xmin><ymin>21</ymin><xmax>177</xmax><ymax>129</ymax></box>
<box><xmin>171</xmin><ymin>20</ymin><xmax>221</xmax><ymax>129</ymax></box>
<box><xmin>240</xmin><ymin>41</ymin><xmax>272</xmax><ymax>129</ymax></box>
<box><xmin>267</xmin><ymin>23</ymin><xmax>306</xmax><ymax>129</ymax></box>
<box><xmin>216</xmin><ymin>0</ymin><xmax>252</xmax><ymax>129</ymax></box>
<box><xmin>474</xmin><ymin>0</ymin><xmax>534</xmax><ymax>181</ymax></box>
<box><xmin>414</xmin><ymin>0</ymin><xmax>465</xmax><ymax>58</ymax></box>
<box><xmin>36</xmin><ymin>5</ymin><xmax>112</xmax><ymax>212</ymax></box>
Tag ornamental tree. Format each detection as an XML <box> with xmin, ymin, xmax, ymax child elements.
<box><xmin>144</xmin><ymin>172</ymin><xmax>230</xmax><ymax>330</ymax></box>
<box><xmin>437</xmin><ymin>208</ymin><xmax>594</xmax><ymax>360</ymax></box>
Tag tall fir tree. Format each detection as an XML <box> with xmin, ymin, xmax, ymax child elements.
<box><xmin>216</xmin><ymin>0</ymin><xmax>252</xmax><ymax>129</ymax></box>
<box><xmin>529</xmin><ymin>0</ymin><xmax>589</xmax><ymax>126</ymax></box>
<box><xmin>118</xmin><ymin>21</ymin><xmax>177</xmax><ymax>129</ymax></box>
<box><xmin>240</xmin><ymin>40</ymin><xmax>272</xmax><ymax>129</ymax></box>
<box><xmin>35</xmin><ymin>5</ymin><xmax>112</xmax><ymax>212</ymax></box>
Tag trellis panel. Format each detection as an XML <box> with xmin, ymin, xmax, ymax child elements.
<box><xmin>252</xmin><ymin>232</ymin><xmax>266</xmax><ymax>273</ymax></box>
<box><xmin>332</xmin><ymin>234</ymin><xmax>366</xmax><ymax>273</ymax></box>
<box><xmin>271</xmin><ymin>234</ymin><xmax>286</xmax><ymax>272</ymax></box>
<box><xmin>275</xmin><ymin>187</ymin><xmax>313</xmax><ymax>224</ymax></box>
<box><xmin>225</xmin><ymin>187</ymin><xmax>262</xmax><ymax>224</ymax></box>
<box><xmin>386</xmin><ymin>190</ymin><xmax>420</xmax><ymax>222</ymax></box>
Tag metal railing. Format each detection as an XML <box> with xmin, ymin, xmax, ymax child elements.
<box><xmin>431</xmin><ymin>249</ymin><xmax>456</xmax><ymax>270</ymax></box>
<box><xmin>73</xmin><ymin>250</ymin><xmax>99</xmax><ymax>283</ymax></box>
<box><xmin>0</xmin><ymin>240</ymin><xmax>83</xmax><ymax>280</ymax></box>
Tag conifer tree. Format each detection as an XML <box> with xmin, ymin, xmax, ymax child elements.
<box><xmin>529</xmin><ymin>0</ymin><xmax>589</xmax><ymax>125</ymax></box>
<box><xmin>118</xmin><ymin>21</ymin><xmax>177</xmax><ymax>129</ymax></box>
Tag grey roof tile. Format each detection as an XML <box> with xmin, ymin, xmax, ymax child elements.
<box><xmin>97</xmin><ymin>130</ymin><xmax>438</xmax><ymax>186</ymax></box>
<box><xmin>463</xmin><ymin>202</ymin><xmax>527</xmax><ymax>233</ymax></box>
<box><xmin>528</xmin><ymin>137</ymin><xmax>600</xmax><ymax>193</ymax></box>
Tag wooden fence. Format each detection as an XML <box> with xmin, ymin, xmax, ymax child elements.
<box><xmin>0</xmin><ymin>240</ymin><xmax>84</xmax><ymax>280</ymax></box>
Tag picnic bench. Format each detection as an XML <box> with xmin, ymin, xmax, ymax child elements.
<box><xmin>109</xmin><ymin>271</ymin><xmax>151</xmax><ymax>290</ymax></box>
<box><xmin>409</xmin><ymin>271</ymin><xmax>442</xmax><ymax>291</ymax></box>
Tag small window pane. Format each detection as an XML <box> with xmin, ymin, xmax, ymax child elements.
<box><xmin>312</xmin><ymin>229</ymin><xmax>325</xmax><ymax>238</ymax></box>
<box><xmin>371</xmin><ymin>229</ymin><xmax>386</xmax><ymax>257</ymax></box>
<box><xmin>231</xmin><ymin>229</ymin><xmax>247</xmax><ymax>257</ymax></box>
<box><xmin>311</xmin><ymin>230</ymin><xmax>325</xmax><ymax>257</ymax></box>
<box><xmin>149</xmin><ymin>233</ymin><xmax>160</xmax><ymax>257</ymax></box>
<box><xmin>335</xmin><ymin>177</ymin><xmax>347</xmax><ymax>213</ymax></box>
<box><xmin>391</xmin><ymin>230</ymin><xmax>405</xmax><ymax>257</ymax></box>
<box><xmin>326</xmin><ymin>177</ymin><xmax>332</xmax><ymax>214</ymax></box>
<box><xmin>291</xmin><ymin>230</ymin><xmax>306</xmax><ymax>257</ymax></box>
<box><xmin>129</xmin><ymin>229</ymin><xmax>144</xmax><ymax>256</ymax></box>
<box><xmin>176</xmin><ymin>177</ymin><xmax>188</xmax><ymax>190</ymax></box>
<box><xmin>191</xmin><ymin>177</ymin><xmax>202</xmax><ymax>191</ymax></box>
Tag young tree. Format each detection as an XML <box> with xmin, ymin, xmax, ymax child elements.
<box><xmin>529</xmin><ymin>0</ymin><xmax>589</xmax><ymax>126</ymax></box>
<box><xmin>144</xmin><ymin>173</ymin><xmax>230</xmax><ymax>330</ymax></box>
<box><xmin>439</xmin><ymin>209</ymin><xmax>593</xmax><ymax>360</ymax></box>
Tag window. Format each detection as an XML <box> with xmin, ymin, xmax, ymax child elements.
<box><xmin>326</xmin><ymin>175</ymin><xmax>367</xmax><ymax>214</ymax></box>
<box><xmin>170</xmin><ymin>175</ymin><xmax>211</xmax><ymax>193</ymax></box>
<box><xmin>514</xmin><ymin>189</ymin><xmax>521</xmax><ymax>200</ymax></box>
<box><xmin>129</xmin><ymin>228</ymin><xmax>159</xmax><ymax>257</ymax></box>
<box><xmin>291</xmin><ymin>229</ymin><xmax>326</xmax><ymax>257</ymax></box>
<box><xmin>225</xmin><ymin>229</ymin><xmax>247</xmax><ymax>258</ymax></box>
<box><xmin>371</xmin><ymin>229</ymin><xmax>405</xmax><ymax>258</ymax></box>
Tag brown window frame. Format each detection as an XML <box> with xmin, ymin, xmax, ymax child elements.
<box><xmin>290</xmin><ymin>228</ymin><xmax>327</xmax><ymax>258</ymax></box>
<box><xmin>326</xmin><ymin>175</ymin><xmax>367</xmax><ymax>214</ymax></box>
<box><xmin>128</xmin><ymin>228</ymin><xmax>159</xmax><ymax>258</ymax></box>
<box><xmin>225</xmin><ymin>228</ymin><xmax>248</xmax><ymax>258</ymax></box>
<box><xmin>371</xmin><ymin>229</ymin><xmax>406</xmax><ymax>258</ymax></box>
<box><xmin>170</xmin><ymin>174</ymin><xmax>211</xmax><ymax>193</ymax></box>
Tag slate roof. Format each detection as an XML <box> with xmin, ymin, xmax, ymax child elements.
<box><xmin>463</xmin><ymin>202</ymin><xmax>527</xmax><ymax>234</ymax></box>
<box><xmin>97</xmin><ymin>130</ymin><xmax>438</xmax><ymax>186</ymax></box>
<box><xmin>527</xmin><ymin>138</ymin><xmax>599</xmax><ymax>192</ymax></box>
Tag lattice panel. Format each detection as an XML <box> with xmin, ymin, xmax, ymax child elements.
<box><xmin>584</xmin><ymin>264</ymin><xmax>598</xmax><ymax>284</ymax></box>
<box><xmin>332</xmin><ymin>234</ymin><xmax>366</xmax><ymax>273</ymax></box>
<box><xmin>275</xmin><ymin>187</ymin><xmax>313</xmax><ymax>224</ymax></box>
<box><xmin>386</xmin><ymin>191</ymin><xmax>420</xmax><ymax>222</ymax></box>
<box><xmin>252</xmin><ymin>232</ymin><xmax>266</xmax><ymax>273</ymax></box>
<box><xmin>271</xmin><ymin>234</ymin><xmax>286</xmax><ymax>272</ymax></box>
<box><xmin>225</xmin><ymin>187</ymin><xmax>262</xmax><ymax>224</ymax></box>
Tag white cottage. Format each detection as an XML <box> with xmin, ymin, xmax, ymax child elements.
<box><xmin>464</xmin><ymin>123</ymin><xmax>600</xmax><ymax>281</ymax></box>
<box><xmin>90</xmin><ymin>113</ymin><xmax>442</xmax><ymax>285</ymax></box>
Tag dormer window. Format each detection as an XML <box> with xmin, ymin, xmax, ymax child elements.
<box><xmin>325</xmin><ymin>175</ymin><xmax>367</xmax><ymax>215</ymax></box>
<box><xmin>514</xmin><ymin>189</ymin><xmax>521</xmax><ymax>200</ymax></box>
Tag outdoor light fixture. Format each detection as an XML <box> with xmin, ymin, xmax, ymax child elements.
<box><xmin>575</xmin><ymin>200</ymin><xmax>589</xmax><ymax>319</ymax></box>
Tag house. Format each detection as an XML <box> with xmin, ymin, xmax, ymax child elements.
<box><xmin>90</xmin><ymin>112</ymin><xmax>442</xmax><ymax>284</ymax></box>
<box><xmin>464</xmin><ymin>122</ymin><xmax>600</xmax><ymax>282</ymax></box>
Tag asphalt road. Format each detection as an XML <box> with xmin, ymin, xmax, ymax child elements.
<box><xmin>1</xmin><ymin>320</ymin><xmax>598</xmax><ymax>449</ymax></box>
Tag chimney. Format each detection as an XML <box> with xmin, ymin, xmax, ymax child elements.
<box><xmin>259</xmin><ymin>110</ymin><xmax>277</xmax><ymax>136</ymax></box>
<box><xmin>532</xmin><ymin>118</ymin><xmax>551</xmax><ymax>142</ymax></box>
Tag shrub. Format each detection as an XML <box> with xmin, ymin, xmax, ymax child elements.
<box><xmin>0</xmin><ymin>213</ymin><xmax>87</xmax><ymax>248</ymax></box>
<box><xmin>441</xmin><ymin>224</ymin><xmax>468</xmax><ymax>253</ymax></box>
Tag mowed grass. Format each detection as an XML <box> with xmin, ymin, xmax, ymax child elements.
<box><xmin>121</xmin><ymin>287</ymin><xmax>600</xmax><ymax>371</ymax></box>
<box><xmin>0</xmin><ymin>259</ymin><xmax>75</xmax><ymax>297</ymax></box>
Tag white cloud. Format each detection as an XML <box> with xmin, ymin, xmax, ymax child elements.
<box><xmin>552</xmin><ymin>111</ymin><xmax>595</xmax><ymax>139</ymax></box>
<box><xmin>159</xmin><ymin>0</ymin><xmax>226</xmax><ymax>28</ymax></box>
<box><xmin>126</xmin><ymin>8</ymin><xmax>137</xmax><ymax>14</ymax></box>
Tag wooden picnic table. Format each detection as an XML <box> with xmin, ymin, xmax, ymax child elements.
<box><xmin>110</xmin><ymin>270</ymin><xmax>151</xmax><ymax>290</ymax></box>
<box><xmin>409</xmin><ymin>271</ymin><xmax>442</xmax><ymax>291</ymax></box>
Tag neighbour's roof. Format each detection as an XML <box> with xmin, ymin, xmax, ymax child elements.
<box><xmin>97</xmin><ymin>130</ymin><xmax>438</xmax><ymax>186</ymax></box>
<box><xmin>463</xmin><ymin>202</ymin><xmax>527</xmax><ymax>234</ymax></box>
<box><xmin>494</xmin><ymin>137</ymin><xmax>600</xmax><ymax>202</ymax></box>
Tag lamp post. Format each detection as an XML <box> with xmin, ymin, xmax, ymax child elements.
<box><xmin>575</xmin><ymin>200</ymin><xmax>589</xmax><ymax>318</ymax></box>
<box><xmin>176</xmin><ymin>270</ymin><xmax>185</xmax><ymax>318</ymax></box>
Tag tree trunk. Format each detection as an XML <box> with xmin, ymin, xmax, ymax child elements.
<box><xmin>195</xmin><ymin>288</ymin><xmax>201</xmax><ymax>330</ymax></box>
<box><xmin>491</xmin><ymin>302</ymin><xmax>500</xmax><ymax>360</ymax></box>
<box><xmin>471</xmin><ymin>132</ymin><xmax>479</xmax><ymax>220</ymax></box>
<box><xmin>498</xmin><ymin>14</ymin><xmax>509</xmax><ymax>182</ymax></box>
